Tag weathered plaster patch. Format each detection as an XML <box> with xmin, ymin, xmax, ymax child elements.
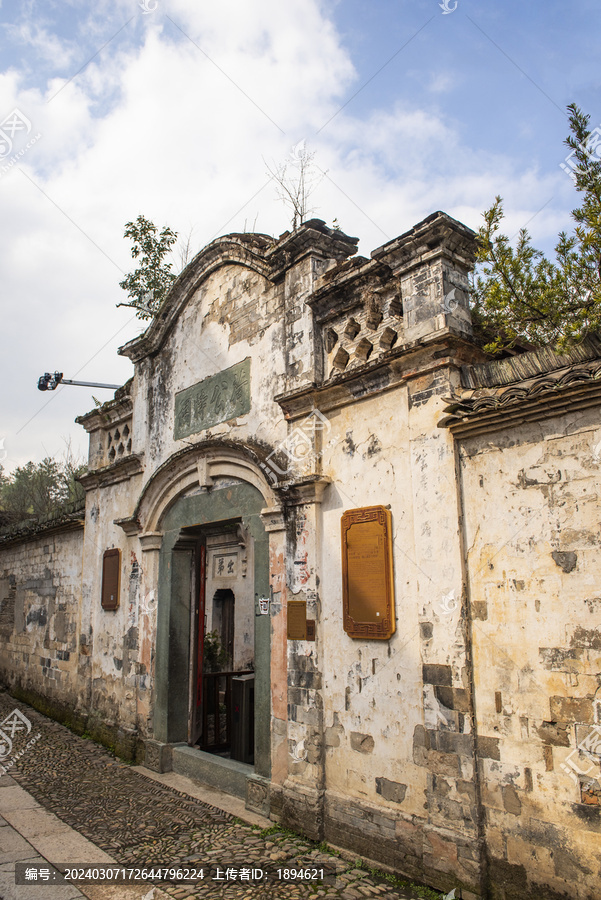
<box><xmin>551</xmin><ymin>550</ymin><xmax>577</xmax><ymax>573</ymax></box>
<box><xmin>375</xmin><ymin>776</ymin><xmax>407</xmax><ymax>803</ymax></box>
<box><xmin>350</xmin><ymin>732</ymin><xmax>375</xmax><ymax>754</ymax></box>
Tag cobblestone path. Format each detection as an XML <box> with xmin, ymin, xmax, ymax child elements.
<box><xmin>0</xmin><ymin>692</ymin><xmax>444</xmax><ymax>900</ymax></box>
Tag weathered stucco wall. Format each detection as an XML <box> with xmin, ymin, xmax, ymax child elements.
<box><xmin>132</xmin><ymin>263</ymin><xmax>288</xmax><ymax>482</ymax></box>
<box><xmin>1</xmin><ymin>216</ymin><xmax>600</xmax><ymax>899</ymax></box>
<box><xmin>75</xmin><ymin>238</ymin><xmax>339</xmax><ymax>753</ymax></box>
<box><xmin>80</xmin><ymin>476</ymin><xmax>150</xmax><ymax>754</ymax></box>
<box><xmin>272</xmin><ymin>213</ymin><xmax>484</xmax><ymax>894</ymax></box>
<box><xmin>278</xmin><ymin>371</ymin><xmax>481</xmax><ymax>889</ymax></box>
<box><xmin>0</xmin><ymin>524</ymin><xmax>87</xmax><ymax>720</ymax></box>
<box><xmin>458</xmin><ymin>405</ymin><xmax>601</xmax><ymax>899</ymax></box>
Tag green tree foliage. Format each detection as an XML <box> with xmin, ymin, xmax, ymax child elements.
<box><xmin>202</xmin><ymin>631</ymin><xmax>229</xmax><ymax>673</ymax></box>
<box><xmin>118</xmin><ymin>215</ymin><xmax>178</xmax><ymax>320</ymax></box>
<box><xmin>0</xmin><ymin>466</ymin><xmax>8</xmax><ymax>506</ymax></box>
<box><xmin>472</xmin><ymin>104</ymin><xmax>601</xmax><ymax>355</ymax></box>
<box><xmin>0</xmin><ymin>447</ymin><xmax>86</xmax><ymax>529</ymax></box>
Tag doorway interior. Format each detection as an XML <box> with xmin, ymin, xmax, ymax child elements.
<box><xmin>156</xmin><ymin>476</ymin><xmax>271</xmax><ymax>783</ymax></box>
<box><xmin>185</xmin><ymin>521</ymin><xmax>255</xmax><ymax>765</ymax></box>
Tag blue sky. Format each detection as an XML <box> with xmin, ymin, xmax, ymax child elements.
<box><xmin>0</xmin><ymin>0</ymin><xmax>599</xmax><ymax>471</ymax></box>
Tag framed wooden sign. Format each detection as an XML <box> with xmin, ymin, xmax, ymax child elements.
<box><xmin>341</xmin><ymin>506</ymin><xmax>395</xmax><ymax>639</ymax></box>
<box><xmin>101</xmin><ymin>548</ymin><xmax>121</xmax><ymax>611</ymax></box>
<box><xmin>287</xmin><ymin>600</ymin><xmax>307</xmax><ymax>640</ymax></box>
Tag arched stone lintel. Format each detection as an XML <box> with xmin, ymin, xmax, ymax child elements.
<box><xmin>121</xmin><ymin>443</ymin><xmax>281</xmax><ymax>537</ymax></box>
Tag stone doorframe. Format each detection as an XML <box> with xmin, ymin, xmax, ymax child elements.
<box><xmin>118</xmin><ymin>445</ymin><xmax>287</xmax><ymax>791</ymax></box>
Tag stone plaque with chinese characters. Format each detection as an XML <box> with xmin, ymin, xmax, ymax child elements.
<box><xmin>174</xmin><ymin>358</ymin><xmax>251</xmax><ymax>440</ymax></box>
<box><xmin>213</xmin><ymin>553</ymin><xmax>237</xmax><ymax>578</ymax></box>
<box><xmin>341</xmin><ymin>506</ymin><xmax>395</xmax><ymax>639</ymax></box>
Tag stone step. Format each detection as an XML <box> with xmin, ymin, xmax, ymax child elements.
<box><xmin>171</xmin><ymin>745</ymin><xmax>253</xmax><ymax>800</ymax></box>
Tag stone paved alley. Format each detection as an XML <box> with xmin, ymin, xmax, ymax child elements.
<box><xmin>0</xmin><ymin>692</ymin><xmax>448</xmax><ymax>900</ymax></box>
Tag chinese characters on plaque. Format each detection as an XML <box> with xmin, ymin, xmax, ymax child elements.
<box><xmin>213</xmin><ymin>554</ymin><xmax>237</xmax><ymax>578</ymax></box>
<box><xmin>341</xmin><ymin>505</ymin><xmax>395</xmax><ymax>639</ymax></box>
<box><xmin>174</xmin><ymin>358</ymin><xmax>251</xmax><ymax>440</ymax></box>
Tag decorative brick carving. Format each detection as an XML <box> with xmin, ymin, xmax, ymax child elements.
<box><xmin>379</xmin><ymin>327</ymin><xmax>397</xmax><ymax>351</ymax></box>
<box><xmin>144</xmin><ymin>740</ymin><xmax>173</xmax><ymax>773</ymax></box>
<box><xmin>246</xmin><ymin>775</ymin><xmax>270</xmax><ymax>816</ymax></box>
<box><xmin>355</xmin><ymin>338</ymin><xmax>373</xmax><ymax>362</ymax></box>
<box><xmin>344</xmin><ymin>318</ymin><xmax>361</xmax><ymax>340</ymax></box>
<box><xmin>365</xmin><ymin>295</ymin><xmax>383</xmax><ymax>330</ymax></box>
<box><xmin>388</xmin><ymin>294</ymin><xmax>403</xmax><ymax>317</ymax></box>
<box><xmin>106</xmin><ymin>419</ymin><xmax>133</xmax><ymax>465</ymax></box>
<box><xmin>332</xmin><ymin>347</ymin><xmax>349</xmax><ymax>370</ymax></box>
<box><xmin>325</xmin><ymin>329</ymin><xmax>338</xmax><ymax>352</ymax></box>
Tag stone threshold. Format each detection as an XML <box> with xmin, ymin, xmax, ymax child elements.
<box><xmin>132</xmin><ymin>763</ymin><xmax>271</xmax><ymax>829</ymax></box>
<box><xmin>169</xmin><ymin>744</ymin><xmax>253</xmax><ymax>800</ymax></box>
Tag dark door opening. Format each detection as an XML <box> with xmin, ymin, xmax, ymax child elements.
<box><xmin>212</xmin><ymin>588</ymin><xmax>235</xmax><ymax>670</ymax></box>
<box><xmin>187</xmin><ymin>528</ymin><xmax>255</xmax><ymax>764</ymax></box>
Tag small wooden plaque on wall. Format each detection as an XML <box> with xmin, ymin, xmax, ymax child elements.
<box><xmin>287</xmin><ymin>600</ymin><xmax>307</xmax><ymax>640</ymax></box>
<box><xmin>341</xmin><ymin>506</ymin><xmax>395</xmax><ymax>639</ymax></box>
<box><xmin>101</xmin><ymin>548</ymin><xmax>121</xmax><ymax>611</ymax></box>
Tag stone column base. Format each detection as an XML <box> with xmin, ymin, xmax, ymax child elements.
<box><xmin>143</xmin><ymin>739</ymin><xmax>174</xmax><ymax>773</ymax></box>
<box><xmin>246</xmin><ymin>774</ymin><xmax>271</xmax><ymax>816</ymax></box>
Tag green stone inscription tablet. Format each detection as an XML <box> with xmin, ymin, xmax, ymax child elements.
<box><xmin>174</xmin><ymin>358</ymin><xmax>251</xmax><ymax>440</ymax></box>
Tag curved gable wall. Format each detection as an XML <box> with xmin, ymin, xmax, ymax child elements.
<box><xmin>119</xmin><ymin>236</ymin><xmax>276</xmax><ymax>365</ymax></box>
<box><xmin>129</xmin><ymin>260</ymin><xmax>287</xmax><ymax>485</ymax></box>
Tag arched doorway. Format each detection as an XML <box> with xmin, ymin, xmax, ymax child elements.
<box><xmin>154</xmin><ymin>475</ymin><xmax>270</xmax><ymax>780</ymax></box>
<box><xmin>193</xmin><ymin>523</ymin><xmax>255</xmax><ymax>761</ymax></box>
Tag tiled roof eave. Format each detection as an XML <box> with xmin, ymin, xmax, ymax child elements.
<box><xmin>0</xmin><ymin>504</ymin><xmax>85</xmax><ymax>547</ymax></box>
<box><xmin>460</xmin><ymin>334</ymin><xmax>601</xmax><ymax>389</ymax></box>
<box><xmin>439</xmin><ymin>378</ymin><xmax>601</xmax><ymax>437</ymax></box>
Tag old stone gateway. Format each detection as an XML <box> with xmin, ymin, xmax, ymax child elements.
<box><xmin>1</xmin><ymin>213</ymin><xmax>600</xmax><ymax>899</ymax></box>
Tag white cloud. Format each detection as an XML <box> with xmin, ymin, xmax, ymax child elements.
<box><xmin>6</xmin><ymin>21</ymin><xmax>77</xmax><ymax>69</ymax></box>
<box><xmin>428</xmin><ymin>71</ymin><xmax>455</xmax><ymax>94</ymax></box>
<box><xmin>0</xmin><ymin>0</ymin><xmax>578</xmax><ymax>470</ymax></box>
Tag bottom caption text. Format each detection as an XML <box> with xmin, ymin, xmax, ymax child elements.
<box><xmin>16</xmin><ymin>862</ymin><xmax>337</xmax><ymax>885</ymax></box>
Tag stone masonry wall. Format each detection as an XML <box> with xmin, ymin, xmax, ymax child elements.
<box><xmin>457</xmin><ymin>405</ymin><xmax>601</xmax><ymax>900</ymax></box>
<box><xmin>0</xmin><ymin>526</ymin><xmax>87</xmax><ymax>723</ymax></box>
<box><xmin>81</xmin><ymin>476</ymin><xmax>152</xmax><ymax>755</ymax></box>
<box><xmin>298</xmin><ymin>362</ymin><xmax>481</xmax><ymax>898</ymax></box>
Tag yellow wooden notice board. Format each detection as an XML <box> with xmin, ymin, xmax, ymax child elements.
<box><xmin>287</xmin><ymin>600</ymin><xmax>307</xmax><ymax>640</ymax></box>
<box><xmin>341</xmin><ymin>506</ymin><xmax>395</xmax><ymax>639</ymax></box>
